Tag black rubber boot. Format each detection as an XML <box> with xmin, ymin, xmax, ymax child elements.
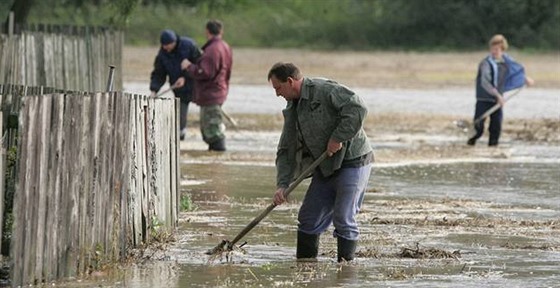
<box><xmin>337</xmin><ymin>237</ymin><xmax>357</xmax><ymax>262</ymax></box>
<box><xmin>296</xmin><ymin>231</ymin><xmax>319</xmax><ymax>260</ymax></box>
<box><xmin>467</xmin><ymin>137</ymin><xmax>476</xmax><ymax>146</ymax></box>
<box><xmin>180</xmin><ymin>128</ymin><xmax>187</xmax><ymax>141</ymax></box>
<box><xmin>208</xmin><ymin>138</ymin><xmax>226</xmax><ymax>151</ymax></box>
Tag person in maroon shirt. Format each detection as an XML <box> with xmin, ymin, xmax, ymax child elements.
<box><xmin>181</xmin><ymin>20</ymin><xmax>233</xmax><ymax>151</ymax></box>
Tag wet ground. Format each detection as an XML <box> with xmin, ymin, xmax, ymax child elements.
<box><xmin>52</xmin><ymin>83</ymin><xmax>559</xmax><ymax>287</ymax></box>
<box><xmin>124</xmin><ymin>82</ymin><xmax>560</xmax><ymax>119</ymax></box>
<box><xmin>166</xmin><ymin>139</ymin><xmax>559</xmax><ymax>288</ymax></box>
<box><xmin>56</xmin><ymin>126</ymin><xmax>559</xmax><ymax>287</ymax></box>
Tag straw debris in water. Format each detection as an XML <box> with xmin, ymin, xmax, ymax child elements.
<box><xmin>206</xmin><ymin>240</ymin><xmax>247</xmax><ymax>263</ymax></box>
<box><xmin>398</xmin><ymin>243</ymin><xmax>460</xmax><ymax>259</ymax></box>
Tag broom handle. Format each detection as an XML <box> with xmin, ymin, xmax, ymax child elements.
<box><xmin>228</xmin><ymin>151</ymin><xmax>329</xmax><ymax>247</ymax></box>
<box><xmin>473</xmin><ymin>87</ymin><xmax>523</xmax><ymax>125</ymax></box>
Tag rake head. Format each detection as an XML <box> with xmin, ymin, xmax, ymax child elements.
<box><xmin>453</xmin><ymin>119</ymin><xmax>479</xmax><ymax>139</ymax></box>
<box><xmin>205</xmin><ymin>239</ymin><xmax>233</xmax><ymax>256</ymax></box>
<box><xmin>453</xmin><ymin>119</ymin><xmax>470</xmax><ymax>131</ymax></box>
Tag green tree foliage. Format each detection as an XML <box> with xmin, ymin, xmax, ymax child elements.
<box><xmin>20</xmin><ymin>0</ymin><xmax>560</xmax><ymax>50</ymax></box>
<box><xmin>109</xmin><ymin>0</ymin><xmax>141</xmax><ymax>27</ymax></box>
<box><xmin>18</xmin><ymin>0</ymin><xmax>140</xmax><ymax>28</ymax></box>
<box><xmin>370</xmin><ymin>0</ymin><xmax>560</xmax><ymax>49</ymax></box>
<box><xmin>257</xmin><ymin>0</ymin><xmax>559</xmax><ymax>50</ymax></box>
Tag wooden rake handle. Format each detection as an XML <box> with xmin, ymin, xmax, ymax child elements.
<box><xmin>473</xmin><ymin>87</ymin><xmax>524</xmax><ymax>126</ymax></box>
<box><xmin>228</xmin><ymin>151</ymin><xmax>329</xmax><ymax>248</ymax></box>
<box><xmin>155</xmin><ymin>83</ymin><xmax>180</xmax><ymax>97</ymax></box>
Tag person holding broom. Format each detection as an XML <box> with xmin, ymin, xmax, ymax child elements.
<box><xmin>468</xmin><ymin>34</ymin><xmax>534</xmax><ymax>146</ymax></box>
<box><xmin>150</xmin><ymin>29</ymin><xmax>202</xmax><ymax>140</ymax></box>
<box><xmin>268</xmin><ymin>62</ymin><xmax>374</xmax><ymax>262</ymax></box>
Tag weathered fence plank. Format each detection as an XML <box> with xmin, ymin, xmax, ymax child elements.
<box><xmin>0</xmin><ymin>88</ymin><xmax>179</xmax><ymax>286</ymax></box>
<box><xmin>34</xmin><ymin>94</ymin><xmax>52</xmax><ymax>283</ymax></box>
<box><xmin>0</xmin><ymin>94</ymin><xmax>3</xmax><ymax>259</ymax></box>
<box><xmin>44</xmin><ymin>94</ymin><xmax>64</xmax><ymax>281</ymax></box>
<box><xmin>0</xmin><ymin>26</ymin><xmax>123</xmax><ymax>91</ymax></box>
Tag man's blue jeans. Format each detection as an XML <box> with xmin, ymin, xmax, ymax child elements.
<box><xmin>298</xmin><ymin>164</ymin><xmax>372</xmax><ymax>241</ymax></box>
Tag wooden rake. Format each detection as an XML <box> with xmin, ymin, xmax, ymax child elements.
<box><xmin>454</xmin><ymin>87</ymin><xmax>524</xmax><ymax>138</ymax></box>
<box><xmin>206</xmin><ymin>151</ymin><xmax>329</xmax><ymax>256</ymax></box>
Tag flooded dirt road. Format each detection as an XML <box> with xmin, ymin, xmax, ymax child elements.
<box><xmin>106</xmin><ymin>44</ymin><xmax>560</xmax><ymax>287</ymax></box>
<box><xmin>61</xmin><ymin>129</ymin><xmax>559</xmax><ymax>287</ymax></box>
<box><xmin>56</xmin><ymin>82</ymin><xmax>558</xmax><ymax>287</ymax></box>
<box><xmin>124</xmin><ymin>82</ymin><xmax>560</xmax><ymax>119</ymax></box>
<box><xmin>165</xmin><ymin>140</ymin><xmax>559</xmax><ymax>287</ymax></box>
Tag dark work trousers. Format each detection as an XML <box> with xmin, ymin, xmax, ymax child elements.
<box><xmin>297</xmin><ymin>164</ymin><xmax>372</xmax><ymax>241</ymax></box>
<box><xmin>180</xmin><ymin>101</ymin><xmax>190</xmax><ymax>131</ymax></box>
<box><xmin>471</xmin><ymin>101</ymin><xmax>503</xmax><ymax>146</ymax></box>
<box><xmin>175</xmin><ymin>91</ymin><xmax>191</xmax><ymax>132</ymax></box>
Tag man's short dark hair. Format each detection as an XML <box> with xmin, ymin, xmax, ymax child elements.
<box><xmin>206</xmin><ymin>20</ymin><xmax>223</xmax><ymax>36</ymax></box>
<box><xmin>267</xmin><ymin>62</ymin><xmax>302</xmax><ymax>82</ymax></box>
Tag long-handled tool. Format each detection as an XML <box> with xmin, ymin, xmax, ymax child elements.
<box><xmin>220</xmin><ymin>107</ymin><xmax>238</xmax><ymax>129</ymax></box>
<box><xmin>155</xmin><ymin>83</ymin><xmax>178</xmax><ymax>97</ymax></box>
<box><xmin>106</xmin><ymin>65</ymin><xmax>116</xmax><ymax>91</ymax></box>
<box><xmin>206</xmin><ymin>151</ymin><xmax>330</xmax><ymax>256</ymax></box>
<box><xmin>155</xmin><ymin>86</ymin><xmax>239</xmax><ymax>128</ymax></box>
<box><xmin>454</xmin><ymin>87</ymin><xmax>524</xmax><ymax>138</ymax></box>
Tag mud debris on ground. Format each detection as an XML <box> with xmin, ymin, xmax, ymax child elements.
<box><xmin>398</xmin><ymin>244</ymin><xmax>461</xmax><ymax>260</ymax></box>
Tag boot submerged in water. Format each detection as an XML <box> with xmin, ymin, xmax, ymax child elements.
<box><xmin>209</xmin><ymin>138</ymin><xmax>226</xmax><ymax>151</ymax></box>
<box><xmin>296</xmin><ymin>231</ymin><xmax>319</xmax><ymax>262</ymax></box>
<box><xmin>337</xmin><ymin>237</ymin><xmax>357</xmax><ymax>262</ymax></box>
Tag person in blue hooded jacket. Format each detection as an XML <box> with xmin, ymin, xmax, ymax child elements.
<box><xmin>150</xmin><ymin>29</ymin><xmax>202</xmax><ymax>140</ymax></box>
<box><xmin>468</xmin><ymin>34</ymin><xmax>534</xmax><ymax>146</ymax></box>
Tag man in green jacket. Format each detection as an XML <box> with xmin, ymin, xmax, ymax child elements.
<box><xmin>268</xmin><ymin>62</ymin><xmax>373</xmax><ymax>262</ymax></box>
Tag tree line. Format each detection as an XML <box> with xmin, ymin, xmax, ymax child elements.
<box><xmin>3</xmin><ymin>0</ymin><xmax>559</xmax><ymax>50</ymax></box>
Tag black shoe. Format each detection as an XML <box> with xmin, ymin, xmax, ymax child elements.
<box><xmin>208</xmin><ymin>138</ymin><xmax>226</xmax><ymax>151</ymax></box>
<box><xmin>337</xmin><ymin>237</ymin><xmax>357</xmax><ymax>262</ymax></box>
<box><xmin>467</xmin><ymin>138</ymin><xmax>476</xmax><ymax>146</ymax></box>
<box><xmin>488</xmin><ymin>142</ymin><xmax>499</xmax><ymax>147</ymax></box>
<box><xmin>296</xmin><ymin>231</ymin><xmax>319</xmax><ymax>260</ymax></box>
<box><xmin>180</xmin><ymin>128</ymin><xmax>187</xmax><ymax>141</ymax></box>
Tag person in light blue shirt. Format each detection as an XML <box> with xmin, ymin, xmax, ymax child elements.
<box><xmin>469</xmin><ymin>34</ymin><xmax>534</xmax><ymax>146</ymax></box>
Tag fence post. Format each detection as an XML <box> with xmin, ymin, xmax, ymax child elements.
<box><xmin>8</xmin><ymin>12</ymin><xmax>14</xmax><ymax>36</ymax></box>
<box><xmin>105</xmin><ymin>65</ymin><xmax>116</xmax><ymax>92</ymax></box>
<box><xmin>0</xmin><ymin>94</ymin><xmax>4</xmax><ymax>261</ymax></box>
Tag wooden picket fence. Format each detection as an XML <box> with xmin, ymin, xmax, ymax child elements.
<box><xmin>0</xmin><ymin>84</ymin><xmax>69</xmax><ymax>260</ymax></box>
<box><xmin>0</xmin><ymin>24</ymin><xmax>123</xmax><ymax>91</ymax></box>
<box><xmin>0</xmin><ymin>85</ymin><xmax>179</xmax><ymax>286</ymax></box>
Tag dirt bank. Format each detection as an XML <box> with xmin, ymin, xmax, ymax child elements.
<box><xmin>180</xmin><ymin>112</ymin><xmax>559</xmax><ymax>165</ymax></box>
<box><xmin>124</xmin><ymin>46</ymin><xmax>560</xmax><ymax>89</ymax></box>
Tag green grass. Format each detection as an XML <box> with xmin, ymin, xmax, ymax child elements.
<box><xmin>180</xmin><ymin>193</ymin><xmax>197</xmax><ymax>212</ymax></box>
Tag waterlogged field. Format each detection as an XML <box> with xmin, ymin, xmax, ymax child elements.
<box><xmin>58</xmin><ymin>131</ymin><xmax>559</xmax><ymax>287</ymax></box>
<box><xmin>82</xmin><ymin>140</ymin><xmax>555</xmax><ymax>288</ymax></box>
<box><xmin>53</xmin><ymin>49</ymin><xmax>559</xmax><ymax>287</ymax></box>
<box><xmin>166</xmin><ymin>142</ymin><xmax>559</xmax><ymax>287</ymax></box>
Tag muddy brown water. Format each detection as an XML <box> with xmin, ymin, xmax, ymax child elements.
<box><xmin>55</xmin><ymin>83</ymin><xmax>559</xmax><ymax>287</ymax></box>
<box><xmin>59</xmin><ymin>143</ymin><xmax>559</xmax><ymax>287</ymax></box>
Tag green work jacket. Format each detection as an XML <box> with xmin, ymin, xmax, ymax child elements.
<box><xmin>276</xmin><ymin>78</ymin><xmax>373</xmax><ymax>188</ymax></box>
